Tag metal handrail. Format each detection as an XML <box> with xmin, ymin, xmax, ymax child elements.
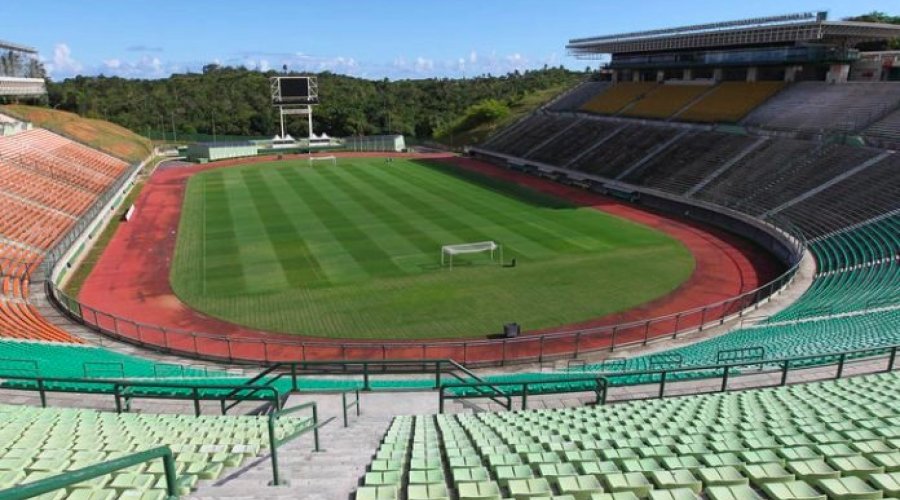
<box><xmin>0</xmin><ymin>374</ymin><xmax>281</xmax><ymax>416</ymax></box>
<box><xmin>267</xmin><ymin>401</ymin><xmax>333</xmax><ymax>486</ymax></box>
<box><xmin>0</xmin><ymin>446</ymin><xmax>179</xmax><ymax>500</ymax></box>
<box><xmin>439</xmin><ymin>375</ymin><xmax>608</xmax><ymax>412</ymax></box>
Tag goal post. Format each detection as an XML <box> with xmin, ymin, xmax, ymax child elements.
<box><xmin>308</xmin><ymin>155</ymin><xmax>337</xmax><ymax>166</ymax></box>
<box><xmin>441</xmin><ymin>241</ymin><xmax>502</xmax><ymax>270</ymax></box>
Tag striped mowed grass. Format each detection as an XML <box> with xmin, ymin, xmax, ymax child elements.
<box><xmin>170</xmin><ymin>158</ymin><xmax>693</xmax><ymax>339</ymax></box>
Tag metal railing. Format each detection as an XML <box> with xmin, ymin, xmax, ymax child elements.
<box><xmin>439</xmin><ymin>375</ymin><xmax>609</xmax><ymax>413</ymax></box>
<box><xmin>267</xmin><ymin>401</ymin><xmax>332</xmax><ymax>486</ymax></box>
<box><xmin>0</xmin><ymin>446</ymin><xmax>179</xmax><ymax>499</ymax></box>
<box><xmin>0</xmin><ymin>374</ymin><xmax>281</xmax><ymax>416</ymax></box>
<box><xmin>341</xmin><ymin>390</ymin><xmax>360</xmax><ymax>427</ymax></box>
<box><xmin>597</xmin><ymin>343</ymin><xmax>899</xmax><ymax>403</ymax></box>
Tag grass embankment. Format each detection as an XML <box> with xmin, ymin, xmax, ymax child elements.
<box><xmin>0</xmin><ymin>105</ymin><xmax>152</xmax><ymax>163</ymax></box>
<box><xmin>170</xmin><ymin>157</ymin><xmax>693</xmax><ymax>339</ymax></box>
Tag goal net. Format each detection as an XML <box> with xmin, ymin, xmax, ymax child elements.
<box><xmin>308</xmin><ymin>155</ymin><xmax>337</xmax><ymax>166</ymax></box>
<box><xmin>441</xmin><ymin>241</ymin><xmax>502</xmax><ymax>270</ymax></box>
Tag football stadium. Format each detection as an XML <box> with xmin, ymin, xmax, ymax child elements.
<box><xmin>1</xmin><ymin>5</ymin><xmax>900</xmax><ymax>499</ymax></box>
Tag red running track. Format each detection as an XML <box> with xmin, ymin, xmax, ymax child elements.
<box><xmin>76</xmin><ymin>153</ymin><xmax>781</xmax><ymax>364</ymax></box>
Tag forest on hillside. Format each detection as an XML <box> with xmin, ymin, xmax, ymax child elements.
<box><xmin>41</xmin><ymin>67</ymin><xmax>587</xmax><ymax>140</ymax></box>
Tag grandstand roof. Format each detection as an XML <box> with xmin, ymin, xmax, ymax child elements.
<box><xmin>0</xmin><ymin>39</ymin><xmax>38</xmax><ymax>54</ymax></box>
<box><xmin>567</xmin><ymin>12</ymin><xmax>900</xmax><ymax>56</ymax></box>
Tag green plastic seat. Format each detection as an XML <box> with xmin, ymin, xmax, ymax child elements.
<box><xmin>364</xmin><ymin>471</ymin><xmax>401</xmax><ymax>486</ymax></box>
<box><xmin>697</xmin><ymin>467</ymin><xmax>748</xmax><ymax>487</ymax></box>
<box><xmin>814</xmin><ymin>477</ymin><xmax>883</xmax><ymax>500</ymax></box>
<box><xmin>647</xmin><ymin>488</ymin><xmax>698</xmax><ymax>500</ymax></box>
<box><xmin>868</xmin><ymin>472</ymin><xmax>900</xmax><ymax>498</ymax></box>
<box><xmin>760</xmin><ymin>480</ymin><xmax>826</xmax><ymax>500</ymax></box>
<box><xmin>65</xmin><ymin>490</ymin><xmax>118</xmax><ymax>500</ymax></box>
<box><xmin>457</xmin><ymin>481</ymin><xmax>502</xmax><ymax>500</ymax></box>
<box><xmin>408</xmin><ymin>469</ymin><xmax>445</xmax><ymax>485</ymax></box>
<box><xmin>407</xmin><ymin>483</ymin><xmax>449</xmax><ymax>500</ymax></box>
<box><xmin>869</xmin><ymin>453</ymin><xmax>900</xmax><ymax>473</ymax></box>
<box><xmin>117</xmin><ymin>491</ymin><xmax>167</xmax><ymax>500</ymax></box>
<box><xmin>742</xmin><ymin>463</ymin><xmax>794</xmax><ymax>485</ymax></box>
<box><xmin>602</xmin><ymin>472</ymin><xmax>654</xmax><ymax>498</ymax></box>
<box><xmin>649</xmin><ymin>470</ymin><xmax>702</xmax><ymax>494</ymax></box>
<box><xmin>555</xmin><ymin>474</ymin><xmax>604</xmax><ymax>500</ymax></box>
<box><xmin>355</xmin><ymin>485</ymin><xmax>399</xmax><ymax>500</ymax></box>
<box><xmin>453</xmin><ymin>467</ymin><xmax>491</xmax><ymax>484</ymax></box>
<box><xmin>580</xmin><ymin>461</ymin><xmax>621</xmax><ymax>476</ymax></box>
<box><xmin>495</xmin><ymin>465</ymin><xmax>535</xmax><ymax>487</ymax></box>
<box><xmin>508</xmin><ymin>477</ymin><xmax>553</xmax><ymax>499</ymax></box>
<box><xmin>826</xmin><ymin>456</ymin><xmax>885</xmax><ymax>478</ymax></box>
<box><xmin>706</xmin><ymin>485</ymin><xmax>764</xmax><ymax>500</ymax></box>
<box><xmin>589</xmin><ymin>493</ymin><xmax>639</xmax><ymax>500</ymax></box>
<box><xmin>785</xmin><ymin>460</ymin><xmax>841</xmax><ymax>480</ymax></box>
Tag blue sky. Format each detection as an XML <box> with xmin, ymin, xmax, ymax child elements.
<box><xmin>2</xmin><ymin>0</ymin><xmax>895</xmax><ymax>80</ymax></box>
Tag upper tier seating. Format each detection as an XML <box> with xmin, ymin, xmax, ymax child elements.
<box><xmin>0</xmin><ymin>403</ymin><xmax>307</xmax><ymax>496</ymax></box>
<box><xmin>357</xmin><ymin>371</ymin><xmax>900</xmax><ymax>500</ymax></box>
<box><xmin>569</xmin><ymin>124</ymin><xmax>681</xmax><ymax>179</ymax></box>
<box><xmin>864</xmin><ymin>107</ymin><xmax>900</xmax><ymax>150</ymax></box>
<box><xmin>622</xmin><ymin>84</ymin><xmax>711</xmax><ymax>120</ymax></box>
<box><xmin>549</xmin><ymin>82</ymin><xmax>613</xmax><ymax>112</ymax></box>
<box><xmin>743</xmin><ymin>82</ymin><xmax>900</xmax><ymax>133</ymax></box>
<box><xmin>621</xmin><ymin>131</ymin><xmax>759</xmax><ymax>195</ymax></box>
<box><xmin>678</xmin><ymin>82</ymin><xmax>785</xmax><ymax>123</ymax></box>
<box><xmin>581</xmin><ymin>83</ymin><xmax>658</xmax><ymax>115</ymax></box>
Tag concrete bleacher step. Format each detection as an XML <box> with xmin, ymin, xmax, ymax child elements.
<box><xmin>190</xmin><ymin>411</ymin><xmax>393</xmax><ymax>499</ymax></box>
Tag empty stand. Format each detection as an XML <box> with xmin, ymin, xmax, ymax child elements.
<box><xmin>357</xmin><ymin>371</ymin><xmax>900</xmax><ymax>500</ymax></box>
<box><xmin>481</xmin><ymin>114</ymin><xmax>573</xmax><ymax>158</ymax></box>
<box><xmin>864</xmin><ymin>108</ymin><xmax>900</xmax><ymax>150</ymax></box>
<box><xmin>548</xmin><ymin>82</ymin><xmax>612</xmax><ymax>112</ymax></box>
<box><xmin>678</xmin><ymin>82</ymin><xmax>784</xmax><ymax>123</ymax></box>
<box><xmin>743</xmin><ymin>82</ymin><xmax>900</xmax><ymax>133</ymax></box>
<box><xmin>569</xmin><ymin>124</ymin><xmax>681</xmax><ymax>179</ymax></box>
<box><xmin>623</xmin><ymin>84</ymin><xmax>712</xmax><ymax>120</ymax></box>
<box><xmin>0</xmin><ymin>403</ymin><xmax>306</xmax><ymax>497</ymax></box>
<box><xmin>581</xmin><ymin>82</ymin><xmax>658</xmax><ymax>115</ymax></box>
<box><xmin>621</xmin><ymin>131</ymin><xmax>759</xmax><ymax>195</ymax></box>
<box><xmin>527</xmin><ymin>119</ymin><xmax>623</xmax><ymax>166</ymax></box>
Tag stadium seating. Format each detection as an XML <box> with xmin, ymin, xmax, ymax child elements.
<box><xmin>864</xmin><ymin>108</ymin><xmax>900</xmax><ymax>150</ymax></box>
<box><xmin>690</xmin><ymin>138</ymin><xmax>818</xmax><ymax>209</ymax></box>
<box><xmin>481</xmin><ymin>114</ymin><xmax>574</xmax><ymax>158</ymax></box>
<box><xmin>527</xmin><ymin>119</ymin><xmax>623</xmax><ymax>166</ymax></box>
<box><xmin>569</xmin><ymin>124</ymin><xmax>681</xmax><ymax>179</ymax></box>
<box><xmin>620</xmin><ymin>131</ymin><xmax>759</xmax><ymax>195</ymax></box>
<box><xmin>357</xmin><ymin>371</ymin><xmax>900</xmax><ymax>500</ymax></box>
<box><xmin>622</xmin><ymin>84</ymin><xmax>712</xmax><ymax>120</ymax></box>
<box><xmin>678</xmin><ymin>82</ymin><xmax>784</xmax><ymax>123</ymax></box>
<box><xmin>743</xmin><ymin>82</ymin><xmax>900</xmax><ymax>133</ymax></box>
<box><xmin>777</xmin><ymin>153</ymin><xmax>900</xmax><ymax>238</ymax></box>
<box><xmin>0</xmin><ymin>403</ymin><xmax>307</xmax><ymax>496</ymax></box>
<box><xmin>549</xmin><ymin>82</ymin><xmax>613</xmax><ymax>112</ymax></box>
<box><xmin>580</xmin><ymin>83</ymin><xmax>658</xmax><ymax>115</ymax></box>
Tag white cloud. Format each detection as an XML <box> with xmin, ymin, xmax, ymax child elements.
<box><xmin>45</xmin><ymin>43</ymin><xmax>83</xmax><ymax>77</ymax></box>
<box><xmin>414</xmin><ymin>57</ymin><xmax>434</xmax><ymax>73</ymax></box>
<box><xmin>469</xmin><ymin>50</ymin><xmax>478</xmax><ymax>64</ymax></box>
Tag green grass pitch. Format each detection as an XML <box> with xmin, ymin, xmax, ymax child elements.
<box><xmin>170</xmin><ymin>158</ymin><xmax>694</xmax><ymax>339</ymax></box>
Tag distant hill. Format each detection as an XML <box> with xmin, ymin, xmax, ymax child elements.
<box><xmin>44</xmin><ymin>67</ymin><xmax>588</xmax><ymax>143</ymax></box>
<box><xmin>1</xmin><ymin>105</ymin><xmax>152</xmax><ymax>163</ymax></box>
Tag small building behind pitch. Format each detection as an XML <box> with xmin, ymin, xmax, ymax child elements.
<box><xmin>186</xmin><ymin>141</ymin><xmax>260</xmax><ymax>163</ymax></box>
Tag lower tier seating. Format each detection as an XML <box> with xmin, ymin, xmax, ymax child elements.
<box><xmin>356</xmin><ymin>371</ymin><xmax>900</xmax><ymax>500</ymax></box>
<box><xmin>0</xmin><ymin>403</ymin><xmax>307</xmax><ymax>497</ymax></box>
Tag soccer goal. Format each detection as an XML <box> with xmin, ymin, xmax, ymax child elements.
<box><xmin>308</xmin><ymin>155</ymin><xmax>337</xmax><ymax>166</ymax></box>
<box><xmin>441</xmin><ymin>241</ymin><xmax>502</xmax><ymax>270</ymax></box>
